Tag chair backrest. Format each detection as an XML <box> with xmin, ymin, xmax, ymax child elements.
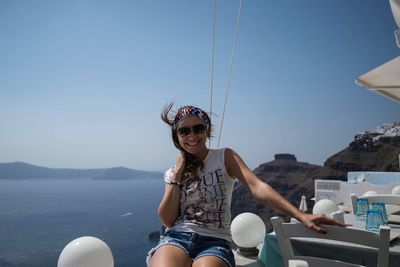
<box><xmin>271</xmin><ymin>216</ymin><xmax>390</xmax><ymax>267</ymax></box>
<box><xmin>350</xmin><ymin>193</ymin><xmax>400</xmax><ymax>214</ymax></box>
<box><xmin>289</xmin><ymin>259</ymin><xmax>309</xmax><ymax>267</ymax></box>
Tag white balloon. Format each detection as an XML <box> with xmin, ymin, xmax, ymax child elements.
<box><xmin>231</xmin><ymin>212</ymin><xmax>266</xmax><ymax>248</ymax></box>
<box><xmin>58</xmin><ymin>236</ymin><xmax>114</xmax><ymax>267</ymax></box>
<box><xmin>392</xmin><ymin>185</ymin><xmax>400</xmax><ymax>195</ymax></box>
<box><xmin>312</xmin><ymin>199</ymin><xmax>339</xmax><ymax>215</ymax></box>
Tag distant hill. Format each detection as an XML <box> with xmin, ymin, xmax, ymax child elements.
<box><xmin>231</xmin><ymin>122</ymin><xmax>400</xmax><ymax>232</ymax></box>
<box><xmin>0</xmin><ymin>162</ymin><xmax>163</xmax><ymax>180</ymax></box>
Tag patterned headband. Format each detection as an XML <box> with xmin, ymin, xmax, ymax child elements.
<box><xmin>173</xmin><ymin>106</ymin><xmax>210</xmax><ymax>129</ymax></box>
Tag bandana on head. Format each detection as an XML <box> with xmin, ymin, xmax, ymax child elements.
<box><xmin>173</xmin><ymin>106</ymin><xmax>210</xmax><ymax>130</ymax></box>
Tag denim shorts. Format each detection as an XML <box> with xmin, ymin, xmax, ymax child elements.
<box><xmin>146</xmin><ymin>230</ymin><xmax>235</xmax><ymax>267</ymax></box>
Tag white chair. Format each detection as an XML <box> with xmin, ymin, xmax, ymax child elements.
<box><xmin>271</xmin><ymin>216</ymin><xmax>390</xmax><ymax>267</ymax></box>
<box><xmin>350</xmin><ymin>193</ymin><xmax>400</xmax><ymax>214</ymax></box>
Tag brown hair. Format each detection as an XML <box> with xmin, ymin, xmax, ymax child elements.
<box><xmin>161</xmin><ymin>102</ymin><xmax>212</xmax><ymax>178</ymax></box>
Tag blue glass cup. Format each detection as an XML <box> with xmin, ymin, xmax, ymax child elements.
<box><xmin>356</xmin><ymin>198</ymin><xmax>369</xmax><ymax>217</ymax></box>
<box><xmin>366</xmin><ymin>209</ymin><xmax>384</xmax><ymax>232</ymax></box>
<box><xmin>371</xmin><ymin>202</ymin><xmax>388</xmax><ymax>225</ymax></box>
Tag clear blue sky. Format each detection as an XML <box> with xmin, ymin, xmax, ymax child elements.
<box><xmin>0</xmin><ymin>0</ymin><xmax>399</xmax><ymax>172</ymax></box>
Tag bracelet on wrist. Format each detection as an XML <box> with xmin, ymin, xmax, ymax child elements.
<box><xmin>166</xmin><ymin>180</ymin><xmax>182</xmax><ymax>187</ymax></box>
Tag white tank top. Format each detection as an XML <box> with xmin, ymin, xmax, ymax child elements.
<box><xmin>164</xmin><ymin>148</ymin><xmax>236</xmax><ymax>241</ymax></box>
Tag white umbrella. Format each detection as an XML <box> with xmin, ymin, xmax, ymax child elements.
<box><xmin>299</xmin><ymin>195</ymin><xmax>308</xmax><ymax>212</ymax></box>
<box><xmin>355</xmin><ymin>1</ymin><xmax>400</xmax><ymax>103</ymax></box>
<box><xmin>356</xmin><ymin>56</ymin><xmax>400</xmax><ymax>103</ymax></box>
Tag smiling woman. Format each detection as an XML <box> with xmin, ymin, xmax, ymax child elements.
<box><xmin>146</xmin><ymin>103</ymin><xmax>344</xmax><ymax>267</ymax></box>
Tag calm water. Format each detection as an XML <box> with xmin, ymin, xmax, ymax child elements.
<box><xmin>0</xmin><ymin>178</ymin><xmax>164</xmax><ymax>267</ymax></box>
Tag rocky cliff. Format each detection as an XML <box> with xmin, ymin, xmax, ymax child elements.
<box><xmin>231</xmin><ymin>153</ymin><xmax>321</xmax><ymax>232</ymax></box>
<box><xmin>231</xmin><ymin>122</ymin><xmax>400</xmax><ymax>232</ymax></box>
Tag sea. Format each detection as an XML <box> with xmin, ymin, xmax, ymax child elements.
<box><xmin>0</xmin><ymin>178</ymin><xmax>164</xmax><ymax>267</ymax></box>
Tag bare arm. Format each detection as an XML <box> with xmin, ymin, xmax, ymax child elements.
<box><xmin>225</xmin><ymin>148</ymin><xmax>344</xmax><ymax>234</ymax></box>
<box><xmin>157</xmin><ymin>153</ymin><xmax>185</xmax><ymax>228</ymax></box>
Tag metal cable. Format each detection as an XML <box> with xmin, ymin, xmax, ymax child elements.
<box><xmin>209</xmin><ymin>0</ymin><xmax>216</xmax><ymax>148</ymax></box>
<box><xmin>217</xmin><ymin>0</ymin><xmax>244</xmax><ymax>148</ymax></box>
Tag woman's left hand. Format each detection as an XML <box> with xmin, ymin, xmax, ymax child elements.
<box><xmin>297</xmin><ymin>213</ymin><xmax>345</xmax><ymax>234</ymax></box>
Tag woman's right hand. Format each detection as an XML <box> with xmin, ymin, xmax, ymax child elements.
<box><xmin>158</xmin><ymin>151</ymin><xmax>185</xmax><ymax>228</ymax></box>
<box><xmin>173</xmin><ymin>151</ymin><xmax>186</xmax><ymax>182</ymax></box>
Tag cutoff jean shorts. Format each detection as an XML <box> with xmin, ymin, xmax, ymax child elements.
<box><xmin>146</xmin><ymin>230</ymin><xmax>235</xmax><ymax>267</ymax></box>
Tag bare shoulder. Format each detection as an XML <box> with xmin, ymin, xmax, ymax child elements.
<box><xmin>224</xmin><ymin>148</ymin><xmax>250</xmax><ymax>179</ymax></box>
<box><xmin>224</xmin><ymin>147</ymin><xmax>244</xmax><ymax>163</ymax></box>
<box><xmin>224</xmin><ymin>147</ymin><xmax>235</xmax><ymax>159</ymax></box>
<box><xmin>224</xmin><ymin>148</ymin><xmax>241</xmax><ymax>166</ymax></box>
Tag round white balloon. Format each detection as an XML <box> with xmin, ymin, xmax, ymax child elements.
<box><xmin>231</xmin><ymin>212</ymin><xmax>266</xmax><ymax>248</ymax></box>
<box><xmin>392</xmin><ymin>185</ymin><xmax>400</xmax><ymax>195</ymax></box>
<box><xmin>312</xmin><ymin>199</ymin><xmax>339</xmax><ymax>215</ymax></box>
<box><xmin>58</xmin><ymin>236</ymin><xmax>114</xmax><ymax>267</ymax></box>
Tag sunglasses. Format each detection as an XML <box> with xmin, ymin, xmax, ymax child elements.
<box><xmin>177</xmin><ymin>124</ymin><xmax>207</xmax><ymax>136</ymax></box>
